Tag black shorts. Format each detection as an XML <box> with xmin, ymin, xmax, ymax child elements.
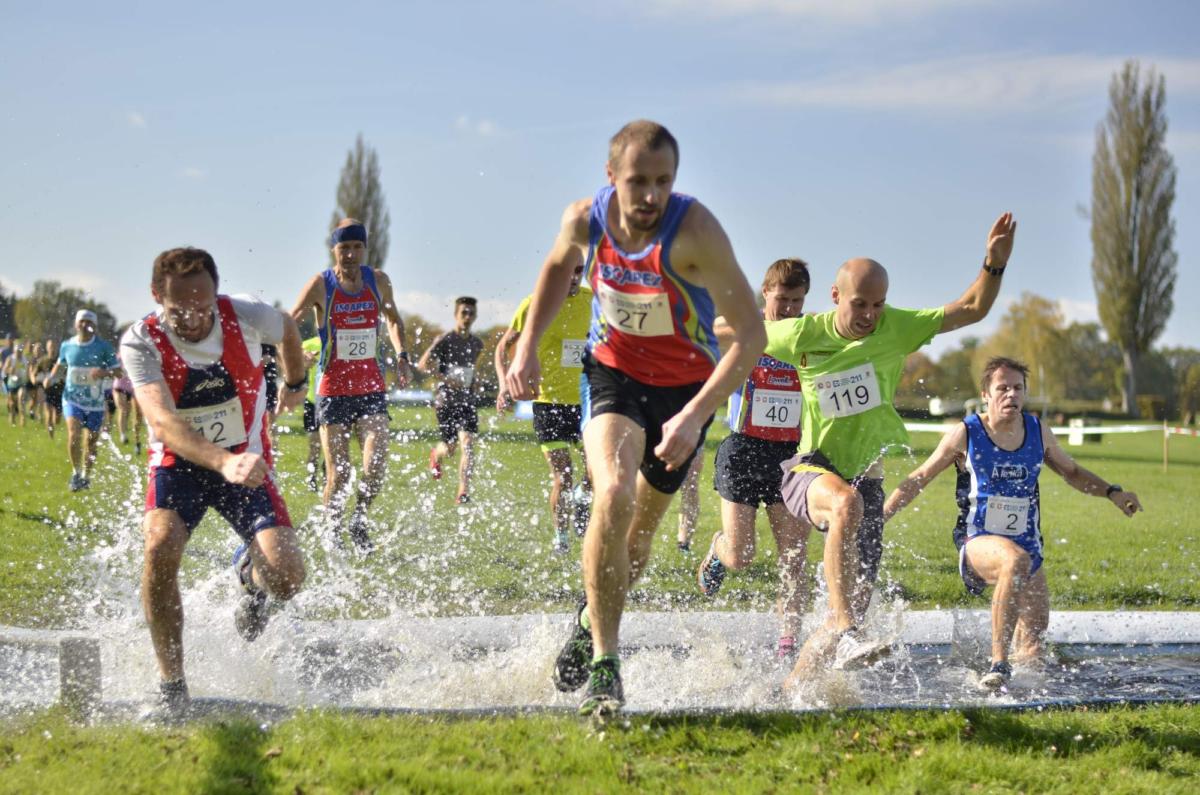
<box><xmin>435</xmin><ymin>389</ymin><xmax>478</xmax><ymax>443</ymax></box>
<box><xmin>146</xmin><ymin>462</ymin><xmax>292</xmax><ymax>541</ymax></box>
<box><xmin>713</xmin><ymin>432</ymin><xmax>798</xmax><ymax>507</ymax></box>
<box><xmin>303</xmin><ymin>400</ymin><xmax>318</xmax><ymax>434</ymax></box>
<box><xmin>264</xmin><ymin>377</ymin><xmax>279</xmax><ymax>414</ymax></box>
<box><xmin>581</xmin><ymin>355</ymin><xmax>712</xmax><ymax>495</ymax></box>
<box><xmin>45</xmin><ymin>382</ymin><xmax>64</xmax><ymax>410</ymax></box>
<box><xmin>317</xmin><ymin>392</ymin><xmax>389</xmax><ymax>427</ymax></box>
<box><xmin>532</xmin><ymin>402</ymin><xmax>582</xmax><ymax>448</ymax></box>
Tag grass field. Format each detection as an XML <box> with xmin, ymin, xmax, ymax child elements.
<box><xmin>1</xmin><ymin>408</ymin><xmax>1198</xmax><ymax>792</ymax></box>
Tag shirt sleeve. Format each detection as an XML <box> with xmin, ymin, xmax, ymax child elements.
<box><xmin>120</xmin><ymin>326</ymin><xmax>164</xmax><ymax>388</ymax></box>
<box><xmin>509</xmin><ymin>296</ymin><xmax>533</xmax><ymax>333</ymax></box>
<box><xmin>230</xmin><ymin>295</ymin><xmax>285</xmax><ymax>346</ymax></box>
<box><xmin>887</xmin><ymin>307</ymin><xmax>946</xmax><ymax>353</ymax></box>
<box><xmin>763</xmin><ymin>317</ymin><xmax>812</xmax><ymax>365</ymax></box>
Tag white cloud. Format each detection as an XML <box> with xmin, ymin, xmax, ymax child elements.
<box><xmin>455</xmin><ymin>114</ymin><xmax>500</xmax><ymax>137</ymax></box>
<box><xmin>180</xmin><ymin>166</ymin><xmax>207</xmax><ymax>179</ymax></box>
<box><xmin>126</xmin><ymin>111</ymin><xmax>147</xmax><ymax>128</ymax></box>
<box><xmin>637</xmin><ymin>0</ymin><xmax>993</xmax><ymax>24</ymax></box>
<box><xmin>1057</xmin><ymin>298</ymin><xmax>1100</xmax><ymax>327</ymax></box>
<box><xmin>731</xmin><ymin>54</ymin><xmax>1200</xmax><ymax>114</ymax></box>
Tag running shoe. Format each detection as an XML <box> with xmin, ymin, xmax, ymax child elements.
<box><xmin>135</xmin><ymin>441</ymin><xmax>142</xmax><ymax>455</ymax></box>
<box><xmin>348</xmin><ymin>513</ymin><xmax>375</xmax><ymax>554</ymax></box>
<box><xmin>456</xmin><ymin>492</ymin><xmax>470</xmax><ymax>505</ymax></box>
<box><xmin>696</xmin><ymin>533</ymin><xmax>727</xmax><ymax>598</ymax></box>
<box><xmin>429</xmin><ymin>448</ymin><xmax>442</xmax><ymax>480</ymax></box>
<box><xmin>978</xmin><ymin>660</ymin><xmax>1013</xmax><ymax>691</ymax></box>
<box><xmin>552</xmin><ymin>597</ymin><xmax>593</xmax><ymax>692</ymax></box>
<box><xmin>305</xmin><ymin>463</ymin><xmax>320</xmax><ymax>493</ymax></box>
<box><xmin>777</xmin><ymin>636</ymin><xmax>798</xmax><ymax>661</ymax></box>
<box><xmin>68</xmin><ymin>473</ymin><xmax>83</xmax><ymax>492</ymax></box>
<box><xmin>79</xmin><ymin>476</ymin><xmax>90</xmax><ymax>490</ymax></box>
<box><xmin>144</xmin><ymin>678</ymin><xmax>190</xmax><ymax>724</ymax></box>
<box><xmin>677</xmin><ymin>540</ymin><xmax>691</xmax><ymax>554</ymax></box>
<box><xmin>578</xmin><ymin>657</ymin><xmax>624</xmax><ymax>718</ymax></box>
<box><xmin>232</xmin><ymin>544</ymin><xmax>271</xmax><ymax>641</ymax></box>
<box><xmin>552</xmin><ymin>530</ymin><xmax>570</xmax><ymax>555</ymax></box>
<box><xmin>832</xmin><ymin>627</ymin><xmax>891</xmax><ymax>670</ymax></box>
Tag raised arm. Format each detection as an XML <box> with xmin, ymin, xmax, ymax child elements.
<box><xmin>374</xmin><ymin>271</ymin><xmax>412</xmax><ymax>387</ymax></box>
<box><xmin>940</xmin><ymin>212</ymin><xmax>1017</xmax><ymax>334</ymax></box>
<box><xmin>883</xmin><ymin>423</ymin><xmax>967</xmax><ymax>521</ymax></box>
<box><xmin>1042</xmin><ymin>425</ymin><xmax>1142</xmax><ymax>517</ymax></box>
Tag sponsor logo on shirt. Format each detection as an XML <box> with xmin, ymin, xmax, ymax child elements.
<box><xmin>333</xmin><ymin>300</ymin><xmax>375</xmax><ymax>313</ymax></box>
<box><xmin>599</xmin><ymin>263</ymin><xmax>663</xmax><ymax>289</ymax></box>
<box><xmin>991</xmin><ymin>463</ymin><xmax>1029</xmax><ymax>480</ymax></box>
<box><xmin>193</xmin><ymin>377</ymin><xmax>228</xmax><ymax>392</ymax></box>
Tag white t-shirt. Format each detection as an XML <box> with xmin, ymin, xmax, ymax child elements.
<box><xmin>120</xmin><ymin>295</ymin><xmax>284</xmax><ymax>389</ymax></box>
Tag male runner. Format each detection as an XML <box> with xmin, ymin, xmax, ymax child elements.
<box><xmin>112</xmin><ymin>347</ymin><xmax>143</xmax><ymax>452</ymax></box>
<box><xmin>291</xmin><ymin>218</ymin><xmax>412</xmax><ymax>551</ymax></box>
<box><xmin>697</xmin><ymin>258</ymin><xmax>812</xmax><ymax>657</ymax></box>
<box><xmin>37</xmin><ymin>339</ymin><xmax>65</xmax><ymax>438</ymax></box>
<box><xmin>4</xmin><ymin>340</ymin><xmax>31</xmax><ymax>427</ymax></box>
<box><xmin>506</xmin><ymin>120</ymin><xmax>766</xmax><ymax>716</ymax></box>
<box><xmin>421</xmin><ymin>296</ymin><xmax>484</xmax><ymax>505</ymax></box>
<box><xmin>764</xmin><ymin>213</ymin><xmax>1017</xmax><ymax>684</ymax></box>
<box><xmin>44</xmin><ymin>311</ymin><xmax>121</xmax><ymax>490</ymax></box>
<box><xmin>496</xmin><ymin>269</ymin><xmax>592</xmax><ymax>552</ymax></box>
<box><xmin>883</xmin><ymin>357</ymin><xmax>1142</xmax><ymax>689</ymax></box>
<box><xmin>122</xmin><ymin>247</ymin><xmax>307</xmax><ymax>716</ymax></box>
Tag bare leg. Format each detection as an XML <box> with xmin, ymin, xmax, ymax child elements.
<box><xmin>676</xmin><ymin>454</ymin><xmax>703</xmax><ymax>548</ymax></box>
<box><xmin>354</xmin><ymin>413</ymin><xmax>391</xmax><ymax>516</ymax></box>
<box><xmin>66</xmin><ymin>417</ymin><xmax>85</xmax><ymax>475</ymax></box>
<box><xmin>83</xmin><ymin>427</ymin><xmax>100</xmax><ymax>479</ymax></box>
<box><xmin>456</xmin><ymin>430</ymin><xmax>476</xmax><ymax>499</ymax></box>
<box><xmin>141</xmin><ymin>510</ymin><xmax>190</xmax><ymax>682</ymax></box>
<box><xmin>545</xmin><ymin>447</ymin><xmax>575</xmax><ymax>537</ymax></box>
<box><xmin>320</xmin><ymin>423</ymin><xmax>353</xmax><ymax>524</ymax></box>
<box><xmin>766</xmin><ymin>501</ymin><xmax>812</xmax><ymax>642</ymax></box>
<box><xmin>964</xmin><ymin>536</ymin><xmax>1035</xmax><ymax>664</ymax></box>
<box><xmin>114</xmin><ymin>390</ymin><xmax>131</xmax><ymax>444</ymax></box>
<box><xmin>1011</xmin><ymin>567</ymin><xmax>1049</xmax><ymax>663</ymax></box>
<box><xmin>247</xmin><ymin>525</ymin><xmax>307</xmax><ymax>599</ymax></box>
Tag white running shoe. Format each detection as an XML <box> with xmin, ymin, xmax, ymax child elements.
<box><xmin>832</xmin><ymin>628</ymin><xmax>891</xmax><ymax>670</ymax></box>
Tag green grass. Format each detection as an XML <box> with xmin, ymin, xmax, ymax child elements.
<box><xmin>2</xmin><ymin>704</ymin><xmax>1199</xmax><ymax>793</ymax></box>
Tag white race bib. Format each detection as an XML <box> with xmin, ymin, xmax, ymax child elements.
<box><xmin>984</xmin><ymin>495</ymin><xmax>1030</xmax><ymax>536</ymax></box>
<box><xmin>814</xmin><ymin>362</ymin><xmax>882</xmax><ymax>419</ymax></box>
<box><xmin>336</xmin><ymin>328</ymin><xmax>376</xmax><ymax>361</ymax></box>
<box><xmin>596</xmin><ymin>282</ymin><xmax>673</xmax><ymax>337</ymax></box>
<box><xmin>177</xmin><ymin>398</ymin><xmax>248</xmax><ymax>449</ymax></box>
<box><xmin>560</xmin><ymin>339</ymin><xmax>586</xmax><ymax>369</ymax></box>
<box><xmin>68</xmin><ymin>369</ymin><xmax>96</xmax><ymax>386</ymax></box>
<box><xmin>750</xmin><ymin>389</ymin><xmax>802</xmax><ymax>428</ymax></box>
<box><xmin>445</xmin><ymin>365</ymin><xmax>475</xmax><ymax>388</ymax></box>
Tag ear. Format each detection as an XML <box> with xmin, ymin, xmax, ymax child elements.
<box><xmin>830</xmin><ymin>284</ymin><xmax>840</xmax><ymax>305</ymax></box>
<box><xmin>150</xmin><ymin>285</ymin><xmax>162</xmax><ymax>304</ymax></box>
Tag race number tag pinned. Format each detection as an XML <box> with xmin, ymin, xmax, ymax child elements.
<box><xmin>446</xmin><ymin>365</ymin><xmax>475</xmax><ymax>388</ymax></box>
<box><xmin>68</xmin><ymin>369</ymin><xmax>101</xmax><ymax>400</ymax></box>
<box><xmin>177</xmin><ymin>398</ymin><xmax>247</xmax><ymax>449</ymax></box>
<box><xmin>984</xmin><ymin>495</ymin><xmax>1030</xmax><ymax>536</ymax></box>
<box><xmin>560</xmin><ymin>339</ymin><xmax>586</xmax><ymax>368</ymax></box>
<box><xmin>336</xmin><ymin>328</ymin><xmax>376</xmax><ymax>361</ymax></box>
<box><xmin>751</xmin><ymin>389</ymin><xmax>802</xmax><ymax>428</ymax></box>
<box><xmin>814</xmin><ymin>362</ymin><xmax>881</xmax><ymax>418</ymax></box>
<box><xmin>596</xmin><ymin>282</ymin><xmax>673</xmax><ymax>337</ymax></box>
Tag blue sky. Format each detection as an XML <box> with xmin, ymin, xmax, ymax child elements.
<box><xmin>2</xmin><ymin>0</ymin><xmax>1197</xmax><ymax>356</ymax></box>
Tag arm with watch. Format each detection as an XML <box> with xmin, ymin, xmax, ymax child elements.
<box><xmin>1042</xmin><ymin>424</ymin><xmax>1144</xmax><ymax>518</ymax></box>
<box><xmin>276</xmin><ymin>312</ymin><xmax>309</xmax><ymax>414</ymax></box>
<box><xmin>939</xmin><ymin>212</ymin><xmax>1018</xmax><ymax>334</ymax></box>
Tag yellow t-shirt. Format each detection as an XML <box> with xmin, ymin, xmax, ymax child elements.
<box><xmin>510</xmin><ymin>287</ymin><xmax>592</xmax><ymax>405</ymax></box>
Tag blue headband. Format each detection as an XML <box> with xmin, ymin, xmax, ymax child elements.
<box><xmin>330</xmin><ymin>224</ymin><xmax>368</xmax><ymax>247</ymax></box>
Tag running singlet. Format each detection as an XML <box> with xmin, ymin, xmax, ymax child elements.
<box><xmin>510</xmin><ymin>287</ymin><xmax>592</xmax><ymax>405</ymax></box>
<box><xmin>317</xmin><ymin>266</ymin><xmax>385</xmax><ymax>397</ymax></box>
<box><xmin>59</xmin><ymin>337</ymin><xmax>119</xmax><ymax>412</ymax></box>
<box><xmin>727</xmin><ymin>354</ymin><xmax>802</xmax><ymax>443</ymax></box>
<box><xmin>764</xmin><ymin>306</ymin><xmax>943</xmax><ymax>478</ymax></box>
<box><xmin>583</xmin><ymin>185</ymin><xmax>718</xmax><ymax>386</ymax></box>
<box><xmin>954</xmin><ymin>412</ymin><xmax>1045</xmax><ymax>569</ymax></box>
<box><xmin>141</xmin><ymin>296</ymin><xmax>270</xmax><ymax>470</ymax></box>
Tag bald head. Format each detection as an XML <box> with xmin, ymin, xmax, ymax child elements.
<box><xmin>832</xmin><ymin>258</ymin><xmax>889</xmax><ymax>339</ymax></box>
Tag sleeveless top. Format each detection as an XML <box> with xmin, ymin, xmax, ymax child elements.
<box><xmin>583</xmin><ymin>185</ymin><xmax>718</xmax><ymax>386</ymax></box>
<box><xmin>954</xmin><ymin>412</ymin><xmax>1044</xmax><ymax>558</ymax></box>
<box><xmin>727</xmin><ymin>353</ymin><xmax>802</xmax><ymax>443</ymax></box>
<box><xmin>317</xmin><ymin>266</ymin><xmax>385</xmax><ymax>397</ymax></box>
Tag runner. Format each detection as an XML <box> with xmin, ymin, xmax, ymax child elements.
<box><xmin>883</xmin><ymin>356</ymin><xmax>1142</xmax><ymax>690</ymax></box>
<box><xmin>420</xmin><ymin>297</ymin><xmax>484</xmax><ymax>504</ymax></box>
<box><xmin>43</xmin><ymin>312</ymin><xmax>121</xmax><ymax>490</ymax></box>
<box><xmin>121</xmin><ymin>246</ymin><xmax>307</xmax><ymax>717</ymax></box>
<box><xmin>291</xmin><ymin>218</ymin><xmax>413</xmax><ymax>551</ymax></box>
<box><xmin>763</xmin><ymin>213</ymin><xmax>1017</xmax><ymax>686</ymax></box>
<box><xmin>696</xmin><ymin>258</ymin><xmax>812</xmax><ymax>658</ymax></box>
<box><xmin>4</xmin><ymin>340</ymin><xmax>31</xmax><ymax>427</ymax></box>
<box><xmin>300</xmin><ymin>336</ymin><xmax>324</xmax><ymax>492</ymax></box>
<box><xmin>112</xmin><ymin>347</ymin><xmax>143</xmax><ymax>453</ymax></box>
<box><xmin>505</xmin><ymin>120</ymin><xmax>766</xmax><ymax>717</ymax></box>
<box><xmin>25</xmin><ymin>341</ymin><xmax>47</xmax><ymax>425</ymax></box>
<box><xmin>37</xmin><ymin>339</ymin><xmax>65</xmax><ymax>438</ymax></box>
<box><xmin>496</xmin><ymin>268</ymin><xmax>593</xmax><ymax>552</ymax></box>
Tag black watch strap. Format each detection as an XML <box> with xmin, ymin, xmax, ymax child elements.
<box><xmin>1105</xmin><ymin>483</ymin><xmax>1122</xmax><ymax>498</ymax></box>
<box><xmin>285</xmin><ymin>374</ymin><xmax>308</xmax><ymax>393</ymax></box>
<box><xmin>982</xmin><ymin>261</ymin><xmax>1006</xmax><ymax>276</ymax></box>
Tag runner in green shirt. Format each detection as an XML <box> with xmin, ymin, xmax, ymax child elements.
<box><xmin>764</xmin><ymin>212</ymin><xmax>1017</xmax><ymax>685</ymax></box>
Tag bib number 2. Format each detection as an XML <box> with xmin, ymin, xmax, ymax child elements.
<box><xmin>984</xmin><ymin>495</ymin><xmax>1030</xmax><ymax>536</ymax></box>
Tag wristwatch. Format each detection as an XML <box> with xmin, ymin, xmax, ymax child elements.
<box><xmin>982</xmin><ymin>260</ymin><xmax>1006</xmax><ymax>276</ymax></box>
<box><xmin>284</xmin><ymin>374</ymin><xmax>308</xmax><ymax>394</ymax></box>
<box><xmin>1105</xmin><ymin>483</ymin><xmax>1123</xmax><ymax>498</ymax></box>
<box><xmin>398</xmin><ymin>351</ymin><xmax>410</xmax><ymax>362</ymax></box>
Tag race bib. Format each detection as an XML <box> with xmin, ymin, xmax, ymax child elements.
<box><xmin>750</xmin><ymin>389</ymin><xmax>802</xmax><ymax>428</ymax></box>
<box><xmin>984</xmin><ymin>495</ymin><xmax>1030</xmax><ymax>536</ymax></box>
<box><xmin>596</xmin><ymin>282</ymin><xmax>673</xmax><ymax>337</ymax></box>
<box><xmin>336</xmin><ymin>328</ymin><xmax>376</xmax><ymax>361</ymax></box>
<box><xmin>177</xmin><ymin>398</ymin><xmax>248</xmax><ymax>449</ymax></box>
<box><xmin>68</xmin><ymin>369</ymin><xmax>96</xmax><ymax>386</ymax></box>
<box><xmin>560</xmin><ymin>339</ymin><xmax>586</xmax><ymax>369</ymax></box>
<box><xmin>814</xmin><ymin>362</ymin><xmax>882</xmax><ymax>419</ymax></box>
<box><xmin>445</xmin><ymin>365</ymin><xmax>475</xmax><ymax>388</ymax></box>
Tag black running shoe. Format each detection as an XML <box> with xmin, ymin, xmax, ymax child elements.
<box><xmin>348</xmin><ymin>513</ymin><xmax>375</xmax><ymax>554</ymax></box>
<box><xmin>578</xmin><ymin>657</ymin><xmax>624</xmax><ymax>717</ymax></box>
<box><xmin>697</xmin><ymin>533</ymin><xmax>727</xmax><ymax>598</ymax></box>
<box><xmin>552</xmin><ymin>597</ymin><xmax>593</xmax><ymax>692</ymax></box>
<box><xmin>978</xmin><ymin>660</ymin><xmax>1013</xmax><ymax>691</ymax></box>
<box><xmin>143</xmin><ymin>678</ymin><xmax>190</xmax><ymax>724</ymax></box>
<box><xmin>235</xmin><ymin>590</ymin><xmax>270</xmax><ymax>641</ymax></box>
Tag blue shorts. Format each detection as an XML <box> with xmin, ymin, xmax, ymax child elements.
<box><xmin>64</xmin><ymin>402</ymin><xmax>105</xmax><ymax>432</ymax></box>
<box><xmin>317</xmin><ymin>392</ymin><xmax>389</xmax><ymax>427</ymax></box>
<box><xmin>147</xmin><ymin>462</ymin><xmax>292</xmax><ymax>541</ymax></box>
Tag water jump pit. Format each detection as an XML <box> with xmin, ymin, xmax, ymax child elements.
<box><xmin>4</xmin><ymin>608</ymin><xmax>1200</xmax><ymax>722</ymax></box>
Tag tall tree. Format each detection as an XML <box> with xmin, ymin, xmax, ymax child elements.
<box><xmin>14</xmin><ymin>281</ymin><xmax>118</xmax><ymax>343</ymax></box>
<box><xmin>329</xmin><ymin>133</ymin><xmax>392</xmax><ymax>269</ymax></box>
<box><xmin>975</xmin><ymin>292</ymin><xmax>1069</xmax><ymax>401</ymax></box>
<box><xmin>1090</xmin><ymin>60</ymin><xmax>1178</xmax><ymax>416</ymax></box>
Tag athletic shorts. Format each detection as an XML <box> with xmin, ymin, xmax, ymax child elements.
<box><xmin>954</xmin><ymin>531</ymin><xmax>1044</xmax><ymax>596</ymax></box>
<box><xmin>317</xmin><ymin>392</ymin><xmax>389</xmax><ymax>427</ymax></box>
<box><xmin>45</xmin><ymin>382</ymin><xmax>64</xmax><ymax>410</ymax></box>
<box><xmin>64</xmin><ymin>402</ymin><xmax>105</xmax><ymax>432</ymax></box>
<box><xmin>303</xmin><ymin>400</ymin><xmax>318</xmax><ymax>434</ymax></box>
<box><xmin>532</xmin><ymin>402</ymin><xmax>582</xmax><ymax>449</ymax></box>
<box><xmin>581</xmin><ymin>355</ymin><xmax>712</xmax><ymax>495</ymax></box>
<box><xmin>713</xmin><ymin>432</ymin><xmax>798</xmax><ymax>507</ymax></box>
<box><xmin>146</xmin><ymin>462</ymin><xmax>292</xmax><ymax>541</ymax></box>
<box><xmin>435</xmin><ymin>390</ymin><xmax>478</xmax><ymax>443</ymax></box>
<box><xmin>779</xmin><ymin>449</ymin><xmax>886</xmax><ymax>586</ymax></box>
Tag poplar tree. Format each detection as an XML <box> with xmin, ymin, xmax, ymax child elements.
<box><xmin>329</xmin><ymin>134</ymin><xmax>392</xmax><ymax>269</ymax></box>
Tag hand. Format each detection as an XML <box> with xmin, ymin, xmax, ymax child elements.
<box><xmin>278</xmin><ymin>387</ymin><xmax>305</xmax><ymax>414</ymax></box>
<box><xmin>395</xmin><ymin>359</ymin><xmax>413</xmax><ymax>389</ymax></box>
<box><xmin>88</xmin><ymin>367</ymin><xmax>105</xmax><ymax>380</ymax></box>
<box><xmin>1110</xmin><ymin>489</ymin><xmax>1143</xmax><ymax>517</ymax></box>
<box><xmin>495</xmin><ymin>390</ymin><xmax>512</xmax><ymax>413</ymax></box>
<box><xmin>505</xmin><ymin>346</ymin><xmax>541</xmax><ymax>401</ymax></box>
<box><xmin>220</xmin><ymin>452</ymin><xmax>268</xmax><ymax>488</ymax></box>
<box><xmin>985</xmin><ymin>212</ymin><xmax>1017</xmax><ymax>268</ymax></box>
<box><xmin>302</xmin><ymin>351</ymin><xmax>318</xmax><ymax>368</ymax></box>
<box><xmin>653</xmin><ymin>409</ymin><xmax>705</xmax><ymax>472</ymax></box>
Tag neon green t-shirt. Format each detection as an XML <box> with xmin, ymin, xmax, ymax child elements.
<box><xmin>510</xmin><ymin>287</ymin><xmax>592</xmax><ymax>405</ymax></box>
<box><xmin>764</xmin><ymin>306</ymin><xmax>944</xmax><ymax>478</ymax></box>
<box><xmin>302</xmin><ymin>337</ymin><xmax>322</xmax><ymax>403</ymax></box>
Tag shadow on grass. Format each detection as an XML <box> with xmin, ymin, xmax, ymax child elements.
<box><xmin>195</xmin><ymin>718</ymin><xmax>277</xmax><ymax>794</ymax></box>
